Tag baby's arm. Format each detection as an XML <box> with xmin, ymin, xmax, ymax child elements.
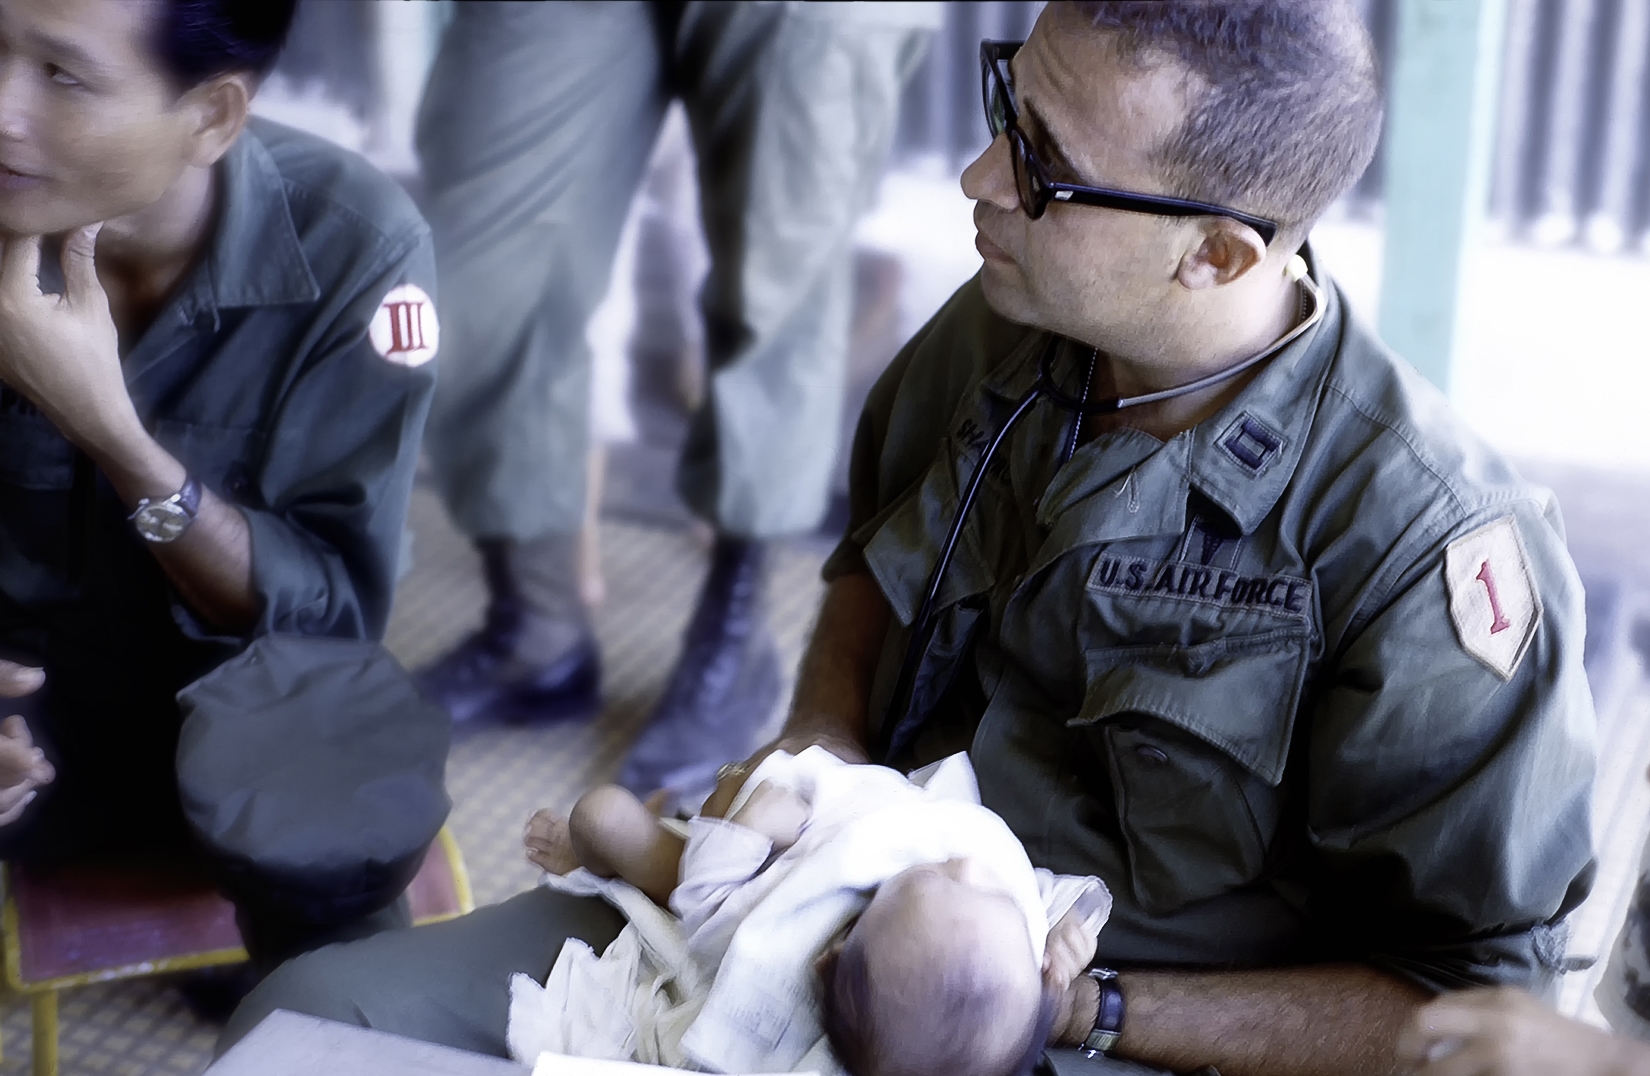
<box><xmin>523</xmin><ymin>784</ymin><xmax>687</xmax><ymax>907</ymax></box>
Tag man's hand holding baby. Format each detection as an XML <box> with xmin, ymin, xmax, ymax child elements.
<box><xmin>1044</xmin><ymin>908</ymin><xmax>1103</xmax><ymax>1048</ymax></box>
<box><xmin>707</xmin><ymin>729</ymin><xmax>867</xmax><ymax>828</ymax></box>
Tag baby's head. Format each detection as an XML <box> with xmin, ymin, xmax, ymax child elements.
<box><xmin>818</xmin><ymin>858</ymin><xmax>1054</xmax><ymax>1076</ymax></box>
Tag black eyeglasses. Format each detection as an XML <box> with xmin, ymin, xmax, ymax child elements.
<box><xmin>980</xmin><ymin>40</ymin><xmax>1279</xmax><ymax>245</ymax></box>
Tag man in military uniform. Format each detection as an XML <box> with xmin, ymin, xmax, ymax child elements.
<box><xmin>225</xmin><ymin>3</ymin><xmax>1596</xmax><ymax>1072</ymax></box>
<box><xmin>412</xmin><ymin>1</ymin><xmax>935</xmax><ymax>804</ymax></box>
<box><xmin>0</xmin><ymin>0</ymin><xmax>439</xmax><ymax>971</ymax></box>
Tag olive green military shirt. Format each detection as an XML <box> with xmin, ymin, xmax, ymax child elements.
<box><xmin>0</xmin><ymin>118</ymin><xmax>437</xmax><ymax>854</ymax></box>
<box><xmin>825</xmin><ymin>258</ymin><xmax>1596</xmax><ymax>993</ymax></box>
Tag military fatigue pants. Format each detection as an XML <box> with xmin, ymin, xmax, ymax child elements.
<box><xmin>220</xmin><ymin>886</ymin><xmax>1171</xmax><ymax>1073</ymax></box>
<box><xmin>418</xmin><ymin>1</ymin><xmax>932</xmax><ymax>541</ymax></box>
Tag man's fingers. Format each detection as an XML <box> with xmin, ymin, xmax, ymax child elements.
<box><xmin>0</xmin><ymin>723</ymin><xmax>38</xmax><ymax>768</ymax></box>
<box><xmin>0</xmin><ymin>785</ymin><xmax>38</xmax><ymax>827</ymax></box>
<box><xmin>0</xmin><ymin>233</ymin><xmax>42</xmax><ymax>300</ymax></box>
<box><xmin>1396</xmin><ymin>1003</ymin><xmax>1485</xmax><ymax>1064</ymax></box>
<box><xmin>0</xmin><ymin>662</ymin><xmax>44</xmax><ymax>698</ymax></box>
<box><xmin>0</xmin><ymin>718</ymin><xmax>49</xmax><ymax>786</ymax></box>
<box><xmin>61</xmin><ymin>223</ymin><xmax>105</xmax><ymax>308</ymax></box>
<box><xmin>1410</xmin><ymin>1039</ymin><xmax>1499</xmax><ymax>1076</ymax></box>
<box><xmin>0</xmin><ymin>775</ymin><xmax>36</xmax><ymax>810</ymax></box>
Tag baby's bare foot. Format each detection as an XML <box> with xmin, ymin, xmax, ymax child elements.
<box><xmin>524</xmin><ymin>808</ymin><xmax>580</xmax><ymax>874</ymax></box>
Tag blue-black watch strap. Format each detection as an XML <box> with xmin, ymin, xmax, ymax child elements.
<box><xmin>1079</xmin><ymin>967</ymin><xmax>1125</xmax><ymax>1059</ymax></box>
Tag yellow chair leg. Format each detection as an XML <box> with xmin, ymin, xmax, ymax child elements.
<box><xmin>31</xmin><ymin>990</ymin><xmax>56</xmax><ymax>1076</ymax></box>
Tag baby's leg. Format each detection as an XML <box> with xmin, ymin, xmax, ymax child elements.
<box><xmin>569</xmin><ymin>784</ymin><xmax>686</xmax><ymax>906</ymax></box>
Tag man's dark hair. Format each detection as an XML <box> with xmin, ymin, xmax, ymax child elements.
<box><xmin>818</xmin><ymin>936</ymin><xmax>1058</xmax><ymax>1076</ymax></box>
<box><xmin>1077</xmin><ymin>0</ymin><xmax>1383</xmax><ymax>240</ymax></box>
<box><xmin>155</xmin><ymin>0</ymin><xmax>298</xmax><ymax>87</ymax></box>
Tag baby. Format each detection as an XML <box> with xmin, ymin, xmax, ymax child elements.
<box><xmin>520</xmin><ymin>748</ymin><xmax>1110</xmax><ymax>1076</ymax></box>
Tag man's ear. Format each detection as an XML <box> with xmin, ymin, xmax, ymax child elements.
<box><xmin>1175</xmin><ymin>217</ymin><xmax>1269</xmax><ymax>291</ymax></box>
<box><xmin>178</xmin><ymin>72</ymin><xmax>254</xmax><ymax>169</ymax></box>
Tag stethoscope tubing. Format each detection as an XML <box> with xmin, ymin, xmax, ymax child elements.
<box><xmin>873</xmin><ymin>266</ymin><xmax>1325</xmax><ymax>763</ymax></box>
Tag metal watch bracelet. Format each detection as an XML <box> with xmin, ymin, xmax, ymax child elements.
<box><xmin>1079</xmin><ymin>967</ymin><xmax>1125</xmax><ymax>1058</ymax></box>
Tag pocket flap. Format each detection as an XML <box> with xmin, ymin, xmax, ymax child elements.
<box><xmin>1073</xmin><ymin>628</ymin><xmax>1309</xmax><ymax>786</ymax></box>
<box><xmin>862</xmin><ymin>457</ymin><xmax>996</xmax><ymax>627</ymax></box>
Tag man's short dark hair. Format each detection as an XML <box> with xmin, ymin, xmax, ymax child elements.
<box><xmin>156</xmin><ymin>0</ymin><xmax>298</xmax><ymax>88</ymax></box>
<box><xmin>818</xmin><ymin>935</ymin><xmax>1057</xmax><ymax>1076</ymax></box>
<box><xmin>1077</xmin><ymin>0</ymin><xmax>1383</xmax><ymax>240</ymax></box>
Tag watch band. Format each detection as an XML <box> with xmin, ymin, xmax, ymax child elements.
<box><xmin>1079</xmin><ymin>967</ymin><xmax>1125</xmax><ymax>1059</ymax></box>
<box><xmin>176</xmin><ymin>473</ymin><xmax>202</xmax><ymax>516</ymax></box>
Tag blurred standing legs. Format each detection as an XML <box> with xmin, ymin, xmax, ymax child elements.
<box><xmin>415</xmin><ymin>1</ymin><xmax>933</xmax><ymax>804</ymax></box>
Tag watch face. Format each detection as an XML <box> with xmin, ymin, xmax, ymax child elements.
<box><xmin>135</xmin><ymin>503</ymin><xmax>191</xmax><ymax>543</ymax></box>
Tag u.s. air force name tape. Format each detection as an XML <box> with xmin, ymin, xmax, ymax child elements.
<box><xmin>1087</xmin><ymin>556</ymin><xmax>1311</xmax><ymax>617</ymax></box>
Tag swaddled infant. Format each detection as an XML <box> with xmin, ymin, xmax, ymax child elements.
<box><xmin>519</xmin><ymin>749</ymin><xmax>1110</xmax><ymax>1076</ymax></box>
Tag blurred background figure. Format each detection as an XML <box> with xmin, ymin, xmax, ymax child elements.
<box><xmin>409</xmin><ymin>1</ymin><xmax>936</xmax><ymax>808</ymax></box>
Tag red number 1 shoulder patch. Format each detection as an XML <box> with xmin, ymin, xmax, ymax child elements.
<box><xmin>369</xmin><ymin>283</ymin><xmax>439</xmax><ymax>368</ymax></box>
<box><xmin>1443</xmin><ymin>515</ymin><xmax>1542</xmax><ymax>680</ymax></box>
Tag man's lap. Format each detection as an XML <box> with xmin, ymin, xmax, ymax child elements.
<box><xmin>219</xmin><ymin>887</ymin><xmax>625</xmax><ymax>1060</ymax></box>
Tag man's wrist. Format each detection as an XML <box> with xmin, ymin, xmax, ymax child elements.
<box><xmin>776</xmin><ymin>715</ymin><xmax>867</xmax><ymax>759</ymax></box>
<box><xmin>1056</xmin><ymin>970</ymin><xmax>1102</xmax><ymax>1046</ymax></box>
<box><xmin>65</xmin><ymin>401</ymin><xmax>148</xmax><ymax>471</ymax></box>
<box><xmin>74</xmin><ymin>411</ymin><xmax>175</xmax><ymax>495</ymax></box>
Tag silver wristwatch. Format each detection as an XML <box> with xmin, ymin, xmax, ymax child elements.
<box><xmin>128</xmin><ymin>475</ymin><xmax>202</xmax><ymax>543</ymax></box>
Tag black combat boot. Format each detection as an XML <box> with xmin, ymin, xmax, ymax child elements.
<box><xmin>617</xmin><ymin>535</ymin><xmax>780</xmax><ymax>807</ymax></box>
<box><xmin>415</xmin><ymin>534</ymin><xmax>601</xmax><ymax>724</ymax></box>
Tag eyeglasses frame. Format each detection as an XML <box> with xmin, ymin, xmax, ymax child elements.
<box><xmin>979</xmin><ymin>40</ymin><xmax>1280</xmax><ymax>246</ymax></box>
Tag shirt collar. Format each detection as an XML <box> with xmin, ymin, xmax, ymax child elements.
<box><xmin>1183</xmin><ymin>246</ymin><xmax>1340</xmax><ymax>534</ymax></box>
<box><xmin>177</xmin><ymin>126</ymin><xmax>320</xmax><ymax>321</ymax></box>
<box><xmin>979</xmin><ymin>244</ymin><xmax>1342</xmax><ymax>537</ymax></box>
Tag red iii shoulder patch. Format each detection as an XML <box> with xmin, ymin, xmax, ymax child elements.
<box><xmin>1444</xmin><ymin>515</ymin><xmax>1542</xmax><ymax>680</ymax></box>
<box><xmin>369</xmin><ymin>283</ymin><xmax>439</xmax><ymax>367</ymax></box>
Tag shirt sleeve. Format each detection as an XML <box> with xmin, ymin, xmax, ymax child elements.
<box><xmin>237</xmin><ymin>231</ymin><xmax>438</xmax><ymax>640</ymax></box>
<box><xmin>1303</xmin><ymin>496</ymin><xmax>1596</xmax><ymax>994</ymax></box>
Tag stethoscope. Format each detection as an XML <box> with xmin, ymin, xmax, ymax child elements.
<box><xmin>872</xmin><ymin>255</ymin><xmax>1326</xmax><ymax>763</ymax></box>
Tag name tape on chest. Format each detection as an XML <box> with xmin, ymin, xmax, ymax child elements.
<box><xmin>1088</xmin><ymin>556</ymin><xmax>1311</xmax><ymax>617</ymax></box>
<box><xmin>1444</xmin><ymin>515</ymin><xmax>1541</xmax><ymax>680</ymax></box>
<box><xmin>368</xmin><ymin>283</ymin><xmax>439</xmax><ymax>367</ymax></box>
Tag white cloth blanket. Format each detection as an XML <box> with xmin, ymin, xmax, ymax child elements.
<box><xmin>507</xmin><ymin>749</ymin><xmax>1112</xmax><ymax>1074</ymax></box>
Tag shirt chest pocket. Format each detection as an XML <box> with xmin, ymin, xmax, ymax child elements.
<box><xmin>0</xmin><ymin>413</ymin><xmax>76</xmax><ymax>490</ymax></box>
<box><xmin>151</xmin><ymin>420</ymin><xmax>263</xmax><ymax>504</ymax></box>
<box><xmin>1072</xmin><ymin>628</ymin><xmax>1309</xmax><ymax>915</ymax></box>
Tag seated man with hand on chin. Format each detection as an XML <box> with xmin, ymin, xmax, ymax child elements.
<box><xmin>0</xmin><ymin>0</ymin><xmax>442</xmax><ymax>989</ymax></box>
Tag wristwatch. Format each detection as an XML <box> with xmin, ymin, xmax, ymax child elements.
<box><xmin>1079</xmin><ymin>967</ymin><xmax>1126</xmax><ymax>1059</ymax></box>
<box><xmin>128</xmin><ymin>474</ymin><xmax>202</xmax><ymax>543</ymax></box>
